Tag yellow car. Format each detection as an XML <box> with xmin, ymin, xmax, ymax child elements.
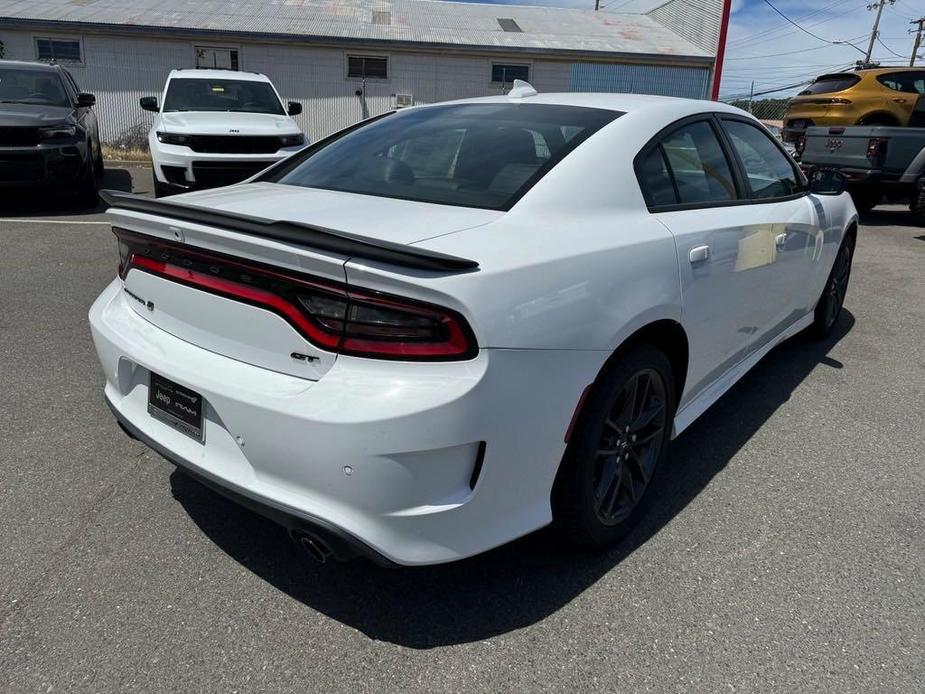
<box><xmin>782</xmin><ymin>68</ymin><xmax>925</xmax><ymax>142</ymax></box>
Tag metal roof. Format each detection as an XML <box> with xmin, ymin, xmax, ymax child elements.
<box><xmin>0</xmin><ymin>0</ymin><xmax>712</xmax><ymax>62</ymax></box>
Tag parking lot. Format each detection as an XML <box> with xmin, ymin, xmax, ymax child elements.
<box><xmin>1</xmin><ymin>165</ymin><xmax>922</xmax><ymax>693</ymax></box>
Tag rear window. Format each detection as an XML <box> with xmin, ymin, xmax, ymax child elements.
<box><xmin>163</xmin><ymin>78</ymin><xmax>284</xmax><ymax>115</ymax></box>
<box><xmin>799</xmin><ymin>75</ymin><xmax>861</xmax><ymax>95</ymax></box>
<box><xmin>269</xmin><ymin>103</ymin><xmax>620</xmax><ymax>210</ymax></box>
<box><xmin>877</xmin><ymin>71</ymin><xmax>925</xmax><ymax>94</ymax></box>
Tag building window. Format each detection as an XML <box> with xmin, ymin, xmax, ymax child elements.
<box><xmin>35</xmin><ymin>38</ymin><xmax>82</xmax><ymax>63</ymax></box>
<box><xmin>347</xmin><ymin>55</ymin><xmax>388</xmax><ymax>80</ymax></box>
<box><xmin>195</xmin><ymin>46</ymin><xmax>239</xmax><ymax>70</ymax></box>
<box><xmin>492</xmin><ymin>64</ymin><xmax>529</xmax><ymax>84</ymax></box>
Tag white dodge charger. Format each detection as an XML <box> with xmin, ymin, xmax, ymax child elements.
<box><xmin>90</xmin><ymin>85</ymin><xmax>857</xmax><ymax>566</ymax></box>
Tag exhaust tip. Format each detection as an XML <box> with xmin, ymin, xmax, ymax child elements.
<box><xmin>298</xmin><ymin>533</ymin><xmax>333</xmax><ymax>564</ymax></box>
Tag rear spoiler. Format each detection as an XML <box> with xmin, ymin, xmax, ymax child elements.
<box><xmin>99</xmin><ymin>190</ymin><xmax>479</xmax><ymax>272</ymax></box>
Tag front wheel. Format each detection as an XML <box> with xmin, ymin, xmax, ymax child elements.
<box><xmin>553</xmin><ymin>344</ymin><xmax>675</xmax><ymax>550</ymax></box>
<box><xmin>811</xmin><ymin>234</ymin><xmax>855</xmax><ymax>339</ymax></box>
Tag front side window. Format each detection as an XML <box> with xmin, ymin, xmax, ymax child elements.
<box><xmin>347</xmin><ymin>56</ymin><xmax>388</xmax><ymax>79</ymax></box>
<box><xmin>35</xmin><ymin>38</ymin><xmax>82</xmax><ymax>63</ymax></box>
<box><xmin>0</xmin><ymin>67</ymin><xmax>70</xmax><ymax>106</ymax></box>
<box><xmin>270</xmin><ymin>103</ymin><xmax>620</xmax><ymax>210</ymax></box>
<box><xmin>722</xmin><ymin>119</ymin><xmax>802</xmax><ymax>199</ymax></box>
<box><xmin>492</xmin><ymin>64</ymin><xmax>530</xmax><ymax>84</ymax></box>
<box><xmin>876</xmin><ymin>71</ymin><xmax>925</xmax><ymax>94</ymax></box>
<box><xmin>162</xmin><ymin>78</ymin><xmax>284</xmax><ymax>115</ymax></box>
<box><xmin>660</xmin><ymin>121</ymin><xmax>737</xmax><ymax>205</ymax></box>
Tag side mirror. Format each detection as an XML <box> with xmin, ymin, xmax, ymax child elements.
<box><xmin>808</xmin><ymin>168</ymin><xmax>847</xmax><ymax>196</ymax></box>
<box><xmin>139</xmin><ymin>96</ymin><xmax>159</xmax><ymax>112</ymax></box>
<box><xmin>77</xmin><ymin>92</ymin><xmax>96</xmax><ymax>108</ymax></box>
<box><xmin>287</xmin><ymin>101</ymin><xmax>302</xmax><ymax>116</ymax></box>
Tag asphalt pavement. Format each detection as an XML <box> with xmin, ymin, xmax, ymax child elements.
<box><xmin>0</xmin><ymin>168</ymin><xmax>922</xmax><ymax>693</ymax></box>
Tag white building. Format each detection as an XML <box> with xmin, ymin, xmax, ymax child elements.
<box><xmin>0</xmin><ymin>0</ymin><xmax>727</xmax><ymax>146</ymax></box>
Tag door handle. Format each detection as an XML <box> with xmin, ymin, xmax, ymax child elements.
<box><xmin>775</xmin><ymin>232</ymin><xmax>788</xmax><ymax>248</ymax></box>
<box><xmin>689</xmin><ymin>245</ymin><xmax>711</xmax><ymax>263</ymax></box>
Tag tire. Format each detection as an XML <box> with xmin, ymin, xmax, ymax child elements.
<box><xmin>811</xmin><ymin>234</ymin><xmax>855</xmax><ymax>339</ymax></box>
<box><xmin>553</xmin><ymin>343</ymin><xmax>676</xmax><ymax>550</ymax></box>
<box><xmin>910</xmin><ymin>183</ymin><xmax>925</xmax><ymax>226</ymax></box>
<box><xmin>152</xmin><ymin>166</ymin><xmax>170</xmax><ymax>198</ymax></box>
<box><xmin>849</xmin><ymin>187</ymin><xmax>880</xmax><ymax>214</ymax></box>
<box><xmin>92</xmin><ymin>139</ymin><xmax>104</xmax><ymax>178</ymax></box>
<box><xmin>75</xmin><ymin>155</ymin><xmax>98</xmax><ymax>207</ymax></box>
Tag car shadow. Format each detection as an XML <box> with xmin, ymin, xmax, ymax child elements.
<box><xmin>0</xmin><ymin>166</ymin><xmax>136</xmax><ymax>217</ymax></box>
<box><xmin>859</xmin><ymin>206</ymin><xmax>916</xmax><ymax>227</ymax></box>
<box><xmin>169</xmin><ymin>311</ymin><xmax>855</xmax><ymax>649</ymax></box>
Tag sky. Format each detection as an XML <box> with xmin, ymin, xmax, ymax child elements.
<box><xmin>443</xmin><ymin>0</ymin><xmax>924</xmax><ymax>99</ymax></box>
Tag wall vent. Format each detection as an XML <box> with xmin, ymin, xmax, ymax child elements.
<box><xmin>372</xmin><ymin>10</ymin><xmax>391</xmax><ymax>25</ymax></box>
<box><xmin>393</xmin><ymin>93</ymin><xmax>414</xmax><ymax>108</ymax></box>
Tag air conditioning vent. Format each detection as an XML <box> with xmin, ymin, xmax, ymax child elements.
<box><xmin>372</xmin><ymin>10</ymin><xmax>391</xmax><ymax>25</ymax></box>
<box><xmin>393</xmin><ymin>93</ymin><xmax>414</xmax><ymax>108</ymax></box>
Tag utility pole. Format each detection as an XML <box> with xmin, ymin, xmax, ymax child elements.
<box><xmin>911</xmin><ymin>17</ymin><xmax>925</xmax><ymax>67</ymax></box>
<box><xmin>748</xmin><ymin>81</ymin><xmax>755</xmax><ymax>114</ymax></box>
<box><xmin>864</xmin><ymin>0</ymin><xmax>895</xmax><ymax>66</ymax></box>
<box><xmin>594</xmin><ymin>0</ymin><xmax>600</xmax><ymax>10</ymax></box>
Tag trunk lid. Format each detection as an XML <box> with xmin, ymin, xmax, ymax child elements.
<box><xmin>107</xmin><ymin>184</ymin><xmax>497</xmax><ymax>380</ymax></box>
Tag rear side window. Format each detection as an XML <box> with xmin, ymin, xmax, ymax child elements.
<box><xmin>799</xmin><ymin>74</ymin><xmax>861</xmax><ymax>95</ymax></box>
<box><xmin>637</xmin><ymin>147</ymin><xmax>677</xmax><ymax>206</ymax></box>
<box><xmin>660</xmin><ymin>121</ymin><xmax>737</xmax><ymax>205</ymax></box>
<box><xmin>271</xmin><ymin>103</ymin><xmax>620</xmax><ymax>210</ymax></box>
<box><xmin>722</xmin><ymin>119</ymin><xmax>802</xmax><ymax>199</ymax></box>
<box><xmin>877</xmin><ymin>71</ymin><xmax>925</xmax><ymax>94</ymax></box>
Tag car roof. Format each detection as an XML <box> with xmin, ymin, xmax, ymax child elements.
<box><xmin>418</xmin><ymin>90</ymin><xmax>747</xmax><ymax>120</ymax></box>
<box><xmin>167</xmin><ymin>69</ymin><xmax>271</xmax><ymax>82</ymax></box>
<box><xmin>0</xmin><ymin>59</ymin><xmax>62</xmax><ymax>73</ymax></box>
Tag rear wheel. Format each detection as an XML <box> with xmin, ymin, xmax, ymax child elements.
<box><xmin>553</xmin><ymin>344</ymin><xmax>675</xmax><ymax>549</ymax></box>
<box><xmin>857</xmin><ymin>113</ymin><xmax>899</xmax><ymax>127</ymax></box>
<box><xmin>811</xmin><ymin>234</ymin><xmax>855</xmax><ymax>338</ymax></box>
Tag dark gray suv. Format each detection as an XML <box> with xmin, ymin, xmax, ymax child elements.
<box><xmin>0</xmin><ymin>60</ymin><xmax>103</xmax><ymax>202</ymax></box>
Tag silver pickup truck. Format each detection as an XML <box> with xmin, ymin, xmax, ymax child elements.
<box><xmin>798</xmin><ymin>117</ymin><xmax>925</xmax><ymax>221</ymax></box>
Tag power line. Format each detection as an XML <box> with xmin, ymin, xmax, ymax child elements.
<box><xmin>728</xmin><ymin>0</ymin><xmax>857</xmax><ymax>48</ymax></box>
<box><xmin>877</xmin><ymin>35</ymin><xmax>906</xmax><ymax>58</ymax></box>
<box><xmin>758</xmin><ymin>0</ymin><xmax>842</xmax><ymax>44</ymax></box>
<box><xmin>727</xmin><ymin>34</ymin><xmax>871</xmax><ymax>60</ymax></box>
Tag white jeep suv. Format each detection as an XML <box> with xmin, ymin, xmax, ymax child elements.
<box><xmin>141</xmin><ymin>69</ymin><xmax>306</xmax><ymax>197</ymax></box>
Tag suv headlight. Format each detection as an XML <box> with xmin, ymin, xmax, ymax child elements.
<box><xmin>156</xmin><ymin>132</ymin><xmax>191</xmax><ymax>146</ymax></box>
<box><xmin>279</xmin><ymin>133</ymin><xmax>305</xmax><ymax>148</ymax></box>
<box><xmin>38</xmin><ymin>125</ymin><xmax>77</xmax><ymax>139</ymax></box>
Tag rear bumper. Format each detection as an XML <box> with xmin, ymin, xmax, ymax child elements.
<box><xmin>107</xmin><ymin>398</ymin><xmax>397</xmax><ymax>566</ymax></box>
<box><xmin>89</xmin><ymin>279</ymin><xmax>604</xmax><ymax>565</ymax></box>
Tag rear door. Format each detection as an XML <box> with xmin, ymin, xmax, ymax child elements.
<box><xmin>636</xmin><ymin>116</ymin><xmax>761</xmax><ymax>404</ymax></box>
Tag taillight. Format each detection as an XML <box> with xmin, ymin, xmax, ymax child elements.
<box><xmin>866</xmin><ymin>137</ymin><xmax>888</xmax><ymax>159</ymax></box>
<box><xmin>115</xmin><ymin>228</ymin><xmax>477</xmax><ymax>360</ymax></box>
<box><xmin>795</xmin><ymin>135</ymin><xmax>806</xmax><ymax>156</ymax></box>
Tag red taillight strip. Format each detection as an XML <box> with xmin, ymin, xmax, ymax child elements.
<box><xmin>130</xmin><ymin>254</ymin><xmax>342</xmax><ymax>349</ymax></box>
<box><xmin>120</xmin><ymin>232</ymin><xmax>477</xmax><ymax>360</ymax></box>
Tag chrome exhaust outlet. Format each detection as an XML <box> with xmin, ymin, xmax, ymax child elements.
<box><xmin>298</xmin><ymin>533</ymin><xmax>333</xmax><ymax>564</ymax></box>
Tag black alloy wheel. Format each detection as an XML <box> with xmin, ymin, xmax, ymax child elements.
<box><xmin>554</xmin><ymin>343</ymin><xmax>675</xmax><ymax>550</ymax></box>
<box><xmin>592</xmin><ymin>368</ymin><xmax>669</xmax><ymax>526</ymax></box>
<box><xmin>812</xmin><ymin>235</ymin><xmax>854</xmax><ymax>338</ymax></box>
